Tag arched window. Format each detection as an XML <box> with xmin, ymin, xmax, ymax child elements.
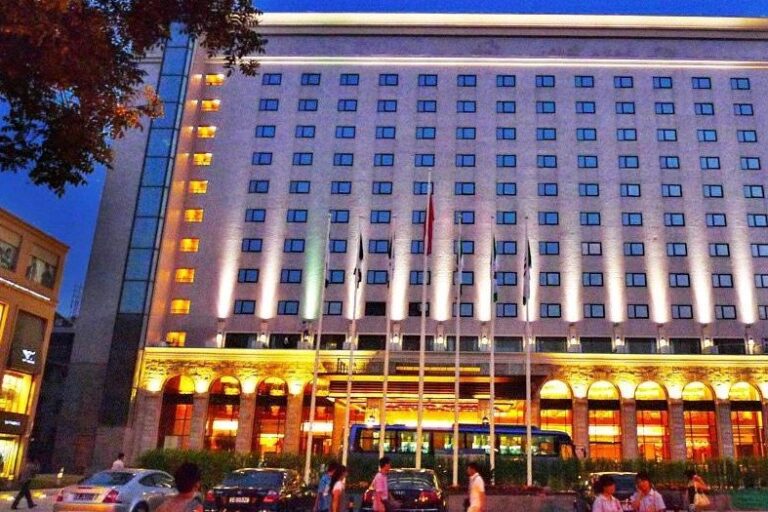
<box><xmin>539</xmin><ymin>380</ymin><xmax>572</xmax><ymax>435</ymax></box>
<box><xmin>729</xmin><ymin>382</ymin><xmax>765</xmax><ymax>458</ymax></box>
<box><xmin>205</xmin><ymin>377</ymin><xmax>241</xmax><ymax>451</ymax></box>
<box><xmin>587</xmin><ymin>381</ymin><xmax>621</xmax><ymax>460</ymax></box>
<box><xmin>301</xmin><ymin>381</ymin><xmax>333</xmax><ymax>455</ymax></box>
<box><xmin>158</xmin><ymin>376</ymin><xmax>194</xmax><ymax>449</ymax></box>
<box><xmin>253</xmin><ymin>378</ymin><xmax>287</xmax><ymax>454</ymax></box>
<box><xmin>635</xmin><ymin>381</ymin><xmax>669</xmax><ymax>461</ymax></box>
<box><xmin>682</xmin><ymin>382</ymin><xmax>717</xmax><ymax>462</ymax></box>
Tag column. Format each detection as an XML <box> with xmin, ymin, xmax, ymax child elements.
<box><xmin>716</xmin><ymin>399</ymin><xmax>734</xmax><ymax>458</ymax></box>
<box><xmin>331</xmin><ymin>401</ymin><xmax>345</xmax><ymax>456</ymax></box>
<box><xmin>530</xmin><ymin>398</ymin><xmax>541</xmax><ymax>428</ymax></box>
<box><xmin>188</xmin><ymin>393</ymin><xmax>209</xmax><ymax>450</ymax></box>
<box><xmin>135</xmin><ymin>390</ymin><xmax>163</xmax><ymax>456</ymax></box>
<box><xmin>573</xmin><ymin>398</ymin><xmax>589</xmax><ymax>458</ymax></box>
<box><xmin>283</xmin><ymin>390</ymin><xmax>304</xmax><ymax>454</ymax></box>
<box><xmin>236</xmin><ymin>393</ymin><xmax>257</xmax><ymax>453</ymax></box>
<box><xmin>762</xmin><ymin>401</ymin><xmax>768</xmax><ymax>454</ymax></box>
<box><xmin>621</xmin><ymin>398</ymin><xmax>638</xmax><ymax>460</ymax></box>
<box><xmin>668</xmin><ymin>399</ymin><xmax>686</xmax><ymax>461</ymax></box>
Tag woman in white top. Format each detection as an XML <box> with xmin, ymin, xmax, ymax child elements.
<box><xmin>330</xmin><ymin>464</ymin><xmax>347</xmax><ymax>512</ymax></box>
<box><xmin>592</xmin><ymin>475</ymin><xmax>623</xmax><ymax>512</ymax></box>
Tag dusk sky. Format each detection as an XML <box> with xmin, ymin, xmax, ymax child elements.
<box><xmin>1</xmin><ymin>0</ymin><xmax>766</xmax><ymax>314</ymax></box>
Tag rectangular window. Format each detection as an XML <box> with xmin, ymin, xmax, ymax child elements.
<box><xmin>417</xmin><ymin>100</ymin><xmax>437</xmax><ymax>113</ymax></box>
<box><xmin>625</xmin><ymin>273</ymin><xmax>646</xmax><ymax>287</ymax></box>
<box><xmin>297</xmin><ymin>99</ymin><xmax>318</xmax><ymax>111</ymax></box>
<box><xmin>539</xmin><ymin>241</ymin><xmax>560</xmax><ymax>255</ymax></box>
<box><xmin>496</xmin><ymin>154</ymin><xmax>517</xmax><ymax>168</ymax></box>
<box><xmin>618</xmin><ymin>155</ymin><xmax>639</xmax><ymax>169</ymax></box>
<box><xmin>330</xmin><ymin>240</ymin><xmax>347</xmax><ymax>253</ymax></box>
<box><xmin>744</xmin><ymin>185</ymin><xmax>765</xmax><ymax>198</ymax></box>
<box><xmin>538</xmin><ymin>212</ymin><xmax>559</xmax><ymax>226</ymax></box>
<box><xmin>582</xmin><ymin>242</ymin><xmax>602</xmax><ymax>255</ymax></box>
<box><xmin>575</xmin><ymin>75</ymin><xmax>594</xmax><ymax>88</ymax></box>
<box><xmin>497</xmin><ymin>303</ymin><xmax>518</xmax><ymax>318</ymax></box>
<box><xmin>370</xmin><ymin>210</ymin><xmax>392</xmax><ymax>224</ymax></box>
<box><xmin>753</xmin><ymin>244</ymin><xmax>768</xmax><ymax>257</ymax></box>
<box><xmin>175</xmin><ymin>268</ymin><xmax>195</xmax><ymax>283</ymax></box>
<box><xmin>579</xmin><ymin>183</ymin><xmax>599</xmax><ymax>197</ymax></box>
<box><xmin>292</xmin><ymin>152</ymin><xmax>313</xmax><ymax>165</ymax></box>
<box><xmin>372</xmin><ymin>181</ymin><xmax>393</xmax><ymax>195</ymax></box>
<box><xmin>280</xmin><ymin>269</ymin><xmax>302</xmax><ymax>283</ymax></box>
<box><xmin>255</xmin><ymin>125</ymin><xmax>276</xmax><ymax>138</ymax></box>
<box><xmin>248</xmin><ymin>180</ymin><xmax>269</xmax><ymax>193</ymax></box>
<box><xmin>496</xmin><ymin>101</ymin><xmax>516</xmax><ymax>114</ymax></box>
<box><xmin>672</xmin><ymin>305</ymin><xmax>693</xmax><ymax>319</ymax></box>
<box><xmin>300</xmin><ymin>73</ymin><xmax>321</xmax><ymax>85</ymax></box>
<box><xmin>200</xmin><ymin>99</ymin><xmax>220</xmax><ymax>112</ymax></box>
<box><xmin>496</xmin><ymin>211</ymin><xmax>517</xmax><ymax>225</ymax></box>
<box><xmin>576</xmin><ymin>101</ymin><xmax>596</xmax><ymax>114</ymax></box>
<box><xmin>234</xmin><ymin>300</ymin><xmax>256</xmax><ymax>314</ymax></box>
<box><xmin>741</xmin><ymin>157</ymin><xmax>761</xmax><ymax>170</ymax></box>
<box><xmin>288</xmin><ymin>180</ymin><xmax>310</xmax><ymax>194</ymax></box>
<box><xmin>295</xmin><ymin>125</ymin><xmax>315</xmax><ymax>138</ymax></box>
<box><xmin>237</xmin><ymin>269</ymin><xmax>259</xmax><ymax>283</ymax></box>
<box><xmin>327</xmin><ymin>269</ymin><xmax>345</xmax><ymax>284</ymax></box>
<box><xmin>376</xmin><ymin>126</ymin><xmax>396</xmax><ymax>139</ymax></box>
<box><xmin>538</xmin><ymin>183</ymin><xmax>558</xmax><ymax>196</ymax></box>
<box><xmin>655</xmin><ymin>102</ymin><xmax>675</xmax><ymax>115</ymax></box>
<box><xmin>536</xmin><ymin>75</ymin><xmax>555</xmax><ymax>87</ymax></box>
<box><xmin>457</xmin><ymin>100</ymin><xmax>476</xmax><ymax>113</ymax></box>
<box><xmin>454</xmin><ymin>182</ymin><xmax>476</xmax><ymax>195</ymax></box>
<box><xmin>379</xmin><ymin>73</ymin><xmax>399</xmax><ymax>86</ymax></box>
<box><xmin>694</xmin><ymin>103</ymin><xmax>715</xmax><ymax>115</ymax></box>
<box><xmin>251</xmin><ymin>152</ymin><xmax>272</xmax><ymax>165</ymax></box>
<box><xmin>748</xmin><ymin>214</ymin><xmax>768</xmax><ymax>227</ymax></box>
<box><xmin>660</xmin><ymin>156</ymin><xmax>680</xmax><ymax>169</ymax></box>
<box><xmin>624</xmin><ymin>242</ymin><xmax>645</xmax><ymax>256</ymax></box>
<box><xmin>454</xmin><ymin>240</ymin><xmax>475</xmax><ymax>255</ymax></box>
<box><xmin>413</xmin><ymin>181</ymin><xmax>433</xmax><ymax>195</ymax></box>
<box><xmin>418</xmin><ymin>74</ymin><xmax>438</xmax><ymax>86</ymax></box>
<box><xmin>628</xmin><ymin>304</ymin><xmax>649</xmax><ymax>319</ymax></box>
<box><xmin>669</xmin><ymin>273</ymin><xmax>690</xmax><ymax>288</ymax></box>
<box><xmin>412</xmin><ymin>210</ymin><xmax>426</xmax><ymax>224</ymax></box>
<box><xmin>416</xmin><ymin>126</ymin><xmax>436</xmax><ymax>139</ymax></box>
<box><xmin>415</xmin><ymin>154</ymin><xmax>436</xmax><ymax>167</ymax></box>
<box><xmin>697</xmin><ymin>129</ymin><xmax>718</xmax><ymax>142</ymax></box>
<box><xmin>377</xmin><ymin>99</ymin><xmax>398</xmax><ymax>112</ymax></box>
<box><xmin>456</xmin><ymin>127</ymin><xmax>476</xmax><ymax>140</ymax></box>
<box><xmin>737</xmin><ymin>130</ymin><xmax>758</xmax><ymax>143</ymax></box>
<box><xmin>497</xmin><ymin>240</ymin><xmax>517</xmax><ymax>255</ymax></box>
<box><xmin>622</xmin><ymin>212</ymin><xmax>643</xmax><ymax>226</ymax></box>
<box><xmin>245</xmin><ymin>209</ymin><xmax>266</xmax><ymax>222</ymax></box>
<box><xmin>576</xmin><ymin>128</ymin><xmax>597</xmax><ymax>141</ymax></box>
<box><xmin>368</xmin><ymin>239</ymin><xmax>391</xmax><ymax>254</ymax></box>
<box><xmin>339</xmin><ymin>73</ymin><xmax>359</xmax><ymax>86</ymax></box>
<box><xmin>241</xmin><ymin>238</ymin><xmax>262</xmax><ymax>252</ymax></box>
<box><xmin>754</xmin><ymin>274</ymin><xmax>768</xmax><ymax>288</ymax></box>
<box><xmin>661</xmin><ymin>184</ymin><xmax>683</xmax><ymax>197</ymax></box>
<box><xmin>709</xmin><ymin>243</ymin><xmax>730</xmax><ymax>257</ymax></box>
<box><xmin>713</xmin><ymin>273</ymin><xmax>734</xmax><ymax>288</ymax></box>
<box><xmin>653</xmin><ymin>76</ymin><xmax>673</xmax><ymax>89</ymax></box>
<box><xmin>277</xmin><ymin>300</ymin><xmax>299</xmax><ymax>315</ymax></box>
<box><xmin>454</xmin><ymin>211</ymin><xmax>474</xmax><ymax>227</ymax></box>
<box><xmin>580</xmin><ymin>212</ymin><xmax>601</xmax><ymax>226</ymax></box>
<box><xmin>262</xmin><ymin>73</ymin><xmax>282</xmax><ymax>85</ymax></box>
<box><xmin>614</xmin><ymin>76</ymin><xmax>634</xmax><ymax>88</ymax></box>
<box><xmin>283</xmin><ymin>239</ymin><xmax>305</xmax><ymax>253</ymax></box>
<box><xmin>286</xmin><ymin>209</ymin><xmax>308</xmax><ymax>223</ymax></box>
<box><xmin>667</xmin><ymin>243</ymin><xmax>688</xmax><ymax>256</ymax></box>
<box><xmin>259</xmin><ymin>98</ymin><xmax>279</xmax><ymax>111</ymax></box>
<box><xmin>584</xmin><ymin>304</ymin><xmax>605</xmax><ymax>318</ymax></box>
<box><xmin>331</xmin><ymin>181</ymin><xmax>352</xmax><ymax>194</ymax></box>
<box><xmin>335</xmin><ymin>126</ymin><xmax>356</xmax><ymax>139</ymax></box>
<box><xmin>583</xmin><ymin>273</ymin><xmax>604</xmax><ymax>287</ymax></box>
<box><xmin>657</xmin><ymin>129</ymin><xmax>678</xmax><ymax>141</ymax></box>
<box><xmin>334</xmin><ymin>153</ymin><xmax>354</xmax><ymax>166</ymax></box>
<box><xmin>706</xmin><ymin>213</ymin><xmax>727</xmax><ymax>227</ymax></box>
<box><xmin>540</xmin><ymin>303</ymin><xmax>561</xmax><ymax>318</ymax></box>
<box><xmin>617</xmin><ymin>128</ymin><xmax>637</xmax><ymax>141</ymax></box>
<box><xmin>337</xmin><ymin>99</ymin><xmax>358</xmax><ymax>112</ymax></box>
<box><xmin>455</xmin><ymin>154</ymin><xmax>476</xmax><ymax>167</ymax></box>
<box><xmin>324</xmin><ymin>301</ymin><xmax>343</xmax><ymax>316</ymax></box>
<box><xmin>539</xmin><ymin>272</ymin><xmax>560</xmax><ymax>286</ymax></box>
<box><xmin>733</xmin><ymin>103</ymin><xmax>754</xmax><ymax>116</ymax></box>
<box><xmin>457</xmin><ymin>74</ymin><xmax>477</xmax><ymax>87</ymax></box>
<box><xmin>730</xmin><ymin>77</ymin><xmax>750</xmax><ymax>90</ymax></box>
<box><xmin>615</xmin><ymin>102</ymin><xmax>636</xmax><ymax>114</ymax></box>
<box><xmin>620</xmin><ymin>183</ymin><xmax>641</xmax><ymax>197</ymax></box>
<box><xmin>367</xmin><ymin>270</ymin><xmax>389</xmax><ymax>285</ymax></box>
<box><xmin>536</xmin><ymin>101</ymin><xmax>556</xmax><ymax>114</ymax></box>
<box><xmin>374</xmin><ymin>153</ymin><xmax>395</xmax><ymax>167</ymax></box>
<box><xmin>700</xmin><ymin>156</ymin><xmax>720</xmax><ymax>170</ymax></box>
<box><xmin>715</xmin><ymin>305</ymin><xmax>737</xmax><ymax>320</ymax></box>
<box><xmin>496</xmin><ymin>127</ymin><xmax>517</xmax><ymax>140</ymax></box>
<box><xmin>497</xmin><ymin>272</ymin><xmax>517</xmax><ymax>286</ymax></box>
<box><xmin>664</xmin><ymin>213</ymin><xmax>686</xmax><ymax>227</ymax></box>
<box><xmin>692</xmin><ymin>77</ymin><xmax>711</xmax><ymax>89</ymax></box>
<box><xmin>537</xmin><ymin>155</ymin><xmax>557</xmax><ymax>168</ymax></box>
<box><xmin>578</xmin><ymin>155</ymin><xmax>599</xmax><ymax>168</ymax></box>
<box><xmin>496</xmin><ymin>74</ymin><xmax>516</xmax><ymax>87</ymax></box>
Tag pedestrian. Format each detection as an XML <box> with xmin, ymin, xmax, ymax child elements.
<box><xmin>111</xmin><ymin>452</ymin><xmax>126</xmax><ymax>470</ymax></box>
<box><xmin>371</xmin><ymin>456</ymin><xmax>392</xmax><ymax>512</ymax></box>
<box><xmin>685</xmin><ymin>469</ymin><xmax>710</xmax><ymax>511</ymax></box>
<box><xmin>591</xmin><ymin>474</ymin><xmax>622</xmax><ymax>512</ymax></box>
<box><xmin>156</xmin><ymin>463</ymin><xmax>203</xmax><ymax>512</ymax></box>
<box><xmin>330</xmin><ymin>465</ymin><xmax>347</xmax><ymax>512</ymax></box>
<box><xmin>315</xmin><ymin>461</ymin><xmax>338</xmax><ymax>512</ymax></box>
<box><xmin>631</xmin><ymin>471</ymin><xmax>666</xmax><ymax>512</ymax></box>
<box><xmin>11</xmin><ymin>458</ymin><xmax>39</xmax><ymax>509</ymax></box>
<box><xmin>466</xmin><ymin>462</ymin><xmax>486</xmax><ymax>512</ymax></box>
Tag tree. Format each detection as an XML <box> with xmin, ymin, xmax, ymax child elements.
<box><xmin>0</xmin><ymin>0</ymin><xmax>265</xmax><ymax>195</ymax></box>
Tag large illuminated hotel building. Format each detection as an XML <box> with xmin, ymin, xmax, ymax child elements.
<box><xmin>55</xmin><ymin>12</ymin><xmax>768</xmax><ymax>471</ymax></box>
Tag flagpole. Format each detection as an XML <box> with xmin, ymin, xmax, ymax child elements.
<box><xmin>342</xmin><ymin>217</ymin><xmax>363</xmax><ymax>466</ymax></box>
<box><xmin>452</xmin><ymin>219</ymin><xmax>463</xmax><ymax>486</ymax></box>
<box><xmin>524</xmin><ymin>216</ymin><xmax>532</xmax><ymax>487</ymax></box>
<box><xmin>415</xmin><ymin>171</ymin><xmax>433</xmax><ymax>468</ymax></box>
<box><xmin>304</xmin><ymin>214</ymin><xmax>332</xmax><ymax>484</ymax></box>
<box><xmin>378</xmin><ymin>220</ymin><xmax>396</xmax><ymax>459</ymax></box>
<box><xmin>489</xmin><ymin>220</ymin><xmax>497</xmax><ymax>485</ymax></box>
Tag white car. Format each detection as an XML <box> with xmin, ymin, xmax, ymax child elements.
<box><xmin>54</xmin><ymin>469</ymin><xmax>178</xmax><ymax>512</ymax></box>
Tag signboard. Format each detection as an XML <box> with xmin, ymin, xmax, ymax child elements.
<box><xmin>0</xmin><ymin>412</ymin><xmax>27</xmax><ymax>436</ymax></box>
<box><xmin>8</xmin><ymin>311</ymin><xmax>45</xmax><ymax>374</ymax></box>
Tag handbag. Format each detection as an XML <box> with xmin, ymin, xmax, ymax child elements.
<box><xmin>693</xmin><ymin>491</ymin><xmax>710</xmax><ymax>509</ymax></box>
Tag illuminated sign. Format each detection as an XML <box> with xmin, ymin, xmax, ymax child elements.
<box><xmin>0</xmin><ymin>412</ymin><xmax>27</xmax><ymax>436</ymax></box>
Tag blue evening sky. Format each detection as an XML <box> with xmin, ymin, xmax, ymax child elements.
<box><xmin>1</xmin><ymin>0</ymin><xmax>765</xmax><ymax>314</ymax></box>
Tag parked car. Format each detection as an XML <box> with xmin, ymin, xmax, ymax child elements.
<box><xmin>574</xmin><ymin>472</ymin><xmax>685</xmax><ymax>512</ymax></box>
<box><xmin>360</xmin><ymin>468</ymin><xmax>447</xmax><ymax>512</ymax></box>
<box><xmin>54</xmin><ymin>469</ymin><xmax>177</xmax><ymax>512</ymax></box>
<box><xmin>204</xmin><ymin>468</ymin><xmax>315</xmax><ymax>512</ymax></box>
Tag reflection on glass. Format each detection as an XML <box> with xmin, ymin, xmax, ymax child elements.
<box><xmin>25</xmin><ymin>256</ymin><xmax>56</xmax><ymax>288</ymax></box>
<box><xmin>0</xmin><ymin>372</ymin><xmax>32</xmax><ymax>414</ymax></box>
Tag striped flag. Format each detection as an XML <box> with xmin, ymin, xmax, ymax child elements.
<box><xmin>386</xmin><ymin>231</ymin><xmax>394</xmax><ymax>288</ymax></box>
<box><xmin>492</xmin><ymin>236</ymin><xmax>498</xmax><ymax>303</ymax></box>
<box><xmin>522</xmin><ymin>238</ymin><xmax>532</xmax><ymax>305</ymax></box>
<box><xmin>424</xmin><ymin>194</ymin><xmax>435</xmax><ymax>255</ymax></box>
<box><xmin>354</xmin><ymin>234</ymin><xmax>364</xmax><ymax>287</ymax></box>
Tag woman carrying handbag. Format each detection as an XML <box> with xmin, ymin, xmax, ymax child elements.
<box><xmin>685</xmin><ymin>470</ymin><xmax>710</xmax><ymax>511</ymax></box>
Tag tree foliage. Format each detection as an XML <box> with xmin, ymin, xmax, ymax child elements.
<box><xmin>0</xmin><ymin>0</ymin><xmax>265</xmax><ymax>195</ymax></box>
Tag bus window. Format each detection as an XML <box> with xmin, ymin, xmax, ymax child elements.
<box><xmin>399</xmin><ymin>431</ymin><xmax>429</xmax><ymax>453</ymax></box>
<box><xmin>358</xmin><ymin>429</ymin><xmax>379</xmax><ymax>452</ymax></box>
<box><xmin>432</xmin><ymin>431</ymin><xmax>452</xmax><ymax>452</ymax></box>
<box><xmin>533</xmin><ymin>435</ymin><xmax>555</xmax><ymax>456</ymax></box>
<box><xmin>560</xmin><ymin>442</ymin><xmax>574</xmax><ymax>459</ymax></box>
<box><xmin>498</xmin><ymin>434</ymin><xmax>524</xmax><ymax>456</ymax></box>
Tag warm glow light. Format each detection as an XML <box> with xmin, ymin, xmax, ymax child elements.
<box><xmin>688</xmin><ymin>233</ymin><xmax>713</xmax><ymax>323</ymax></box>
<box><xmin>682</xmin><ymin>382</ymin><xmax>713</xmax><ymax>401</ymax></box>
<box><xmin>289</xmin><ymin>380</ymin><xmax>304</xmax><ymax>395</ymax></box>
<box><xmin>165</xmin><ymin>331</ymin><xmax>187</xmax><ymax>346</ymax></box>
<box><xmin>241</xmin><ymin>377</ymin><xmax>258</xmax><ymax>394</ymax></box>
<box><xmin>647</xmin><ymin>240</ymin><xmax>669</xmax><ymax>323</ymax></box>
<box><xmin>184</xmin><ymin>208</ymin><xmax>204</xmax><ymax>223</ymax></box>
<box><xmin>391</xmin><ymin>229</ymin><xmax>410</xmax><ymax>321</ymax></box>
<box><xmin>196</xmin><ymin>125</ymin><xmax>217</xmax><ymax>138</ymax></box>
<box><xmin>174</xmin><ymin>268</ymin><xmax>196</xmax><ymax>283</ymax></box>
<box><xmin>571</xmin><ymin>383</ymin><xmax>588</xmax><ymax>399</ymax></box>
<box><xmin>637</xmin><ymin>425</ymin><xmax>666</xmax><ymax>437</ymax></box>
<box><xmin>635</xmin><ymin>381</ymin><xmax>666</xmax><ymax>400</ymax></box>
<box><xmin>188</xmin><ymin>180</ymin><xmax>208</xmax><ymax>194</ymax></box>
<box><xmin>302</xmin><ymin>224</ymin><xmax>325</xmax><ymax>319</ymax></box>
<box><xmin>211</xmin><ymin>419</ymin><xmax>238</xmax><ymax>431</ymax></box>
<box><xmin>617</xmin><ymin>381</ymin><xmax>636</xmax><ymax>400</ymax></box>
<box><xmin>194</xmin><ymin>377</ymin><xmax>211</xmax><ymax>394</ymax></box>
<box><xmin>563</xmin><ymin>235</ymin><xmax>581</xmax><ymax>322</ymax></box>
<box><xmin>301</xmin><ymin>421</ymin><xmax>333</xmax><ymax>433</ymax></box>
<box><xmin>713</xmin><ymin>382</ymin><xmax>731</xmax><ymax>400</ymax></box>
<box><xmin>540</xmin><ymin>380</ymin><xmax>572</xmax><ymax>399</ymax></box>
<box><xmin>588</xmin><ymin>381</ymin><xmax>619</xmax><ymax>400</ymax></box>
<box><xmin>192</xmin><ymin>153</ymin><xmax>213</xmax><ymax>166</ymax></box>
<box><xmin>201</xmin><ymin>99</ymin><xmax>221</xmax><ymax>112</ymax></box>
<box><xmin>146</xmin><ymin>376</ymin><xmax>164</xmax><ymax>393</ymax></box>
<box><xmin>589</xmin><ymin>425</ymin><xmax>621</xmax><ymax>437</ymax></box>
<box><xmin>204</xmin><ymin>74</ymin><xmax>225</xmax><ymax>86</ymax></box>
<box><xmin>433</xmin><ymin>233</ymin><xmax>452</xmax><ymax>322</ymax></box>
<box><xmin>604</xmin><ymin>227</ymin><xmax>625</xmax><ymax>322</ymax></box>
<box><xmin>758</xmin><ymin>383</ymin><xmax>768</xmax><ymax>399</ymax></box>
<box><xmin>179</xmin><ymin>238</ymin><xmax>200</xmax><ymax>252</ymax></box>
<box><xmin>729</xmin><ymin>382</ymin><xmax>761</xmax><ymax>401</ymax></box>
<box><xmin>170</xmin><ymin>299</ymin><xmax>191</xmax><ymax>315</ymax></box>
<box><xmin>666</xmin><ymin>383</ymin><xmax>683</xmax><ymax>400</ymax></box>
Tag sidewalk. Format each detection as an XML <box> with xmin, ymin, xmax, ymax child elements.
<box><xmin>0</xmin><ymin>489</ymin><xmax>57</xmax><ymax>512</ymax></box>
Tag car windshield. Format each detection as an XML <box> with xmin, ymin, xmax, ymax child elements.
<box><xmin>222</xmin><ymin>471</ymin><xmax>283</xmax><ymax>489</ymax></box>
<box><xmin>81</xmin><ymin>472</ymin><xmax>135</xmax><ymax>486</ymax></box>
<box><xmin>614</xmin><ymin>476</ymin><xmax>636</xmax><ymax>494</ymax></box>
<box><xmin>388</xmin><ymin>473</ymin><xmax>436</xmax><ymax>490</ymax></box>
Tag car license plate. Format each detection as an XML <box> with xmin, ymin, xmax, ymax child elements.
<box><xmin>74</xmin><ymin>493</ymin><xmax>96</xmax><ymax>501</ymax></box>
<box><xmin>229</xmin><ymin>497</ymin><xmax>250</xmax><ymax>503</ymax></box>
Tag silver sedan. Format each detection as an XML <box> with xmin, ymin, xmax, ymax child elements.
<box><xmin>54</xmin><ymin>469</ymin><xmax>178</xmax><ymax>512</ymax></box>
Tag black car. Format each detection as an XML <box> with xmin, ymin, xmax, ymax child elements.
<box><xmin>573</xmin><ymin>472</ymin><xmax>685</xmax><ymax>512</ymax></box>
<box><xmin>360</xmin><ymin>469</ymin><xmax>447</xmax><ymax>512</ymax></box>
<box><xmin>205</xmin><ymin>468</ymin><xmax>316</xmax><ymax>512</ymax></box>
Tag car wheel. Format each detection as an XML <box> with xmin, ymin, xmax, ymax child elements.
<box><xmin>133</xmin><ymin>503</ymin><xmax>149</xmax><ymax>512</ymax></box>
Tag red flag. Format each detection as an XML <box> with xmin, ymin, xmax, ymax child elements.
<box><xmin>424</xmin><ymin>194</ymin><xmax>435</xmax><ymax>255</ymax></box>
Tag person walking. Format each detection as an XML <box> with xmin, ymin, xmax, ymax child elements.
<box><xmin>330</xmin><ymin>465</ymin><xmax>347</xmax><ymax>512</ymax></box>
<box><xmin>315</xmin><ymin>461</ymin><xmax>338</xmax><ymax>512</ymax></box>
<box><xmin>371</xmin><ymin>456</ymin><xmax>392</xmax><ymax>512</ymax></box>
<box><xmin>591</xmin><ymin>474</ymin><xmax>622</xmax><ymax>512</ymax></box>
<box><xmin>631</xmin><ymin>471</ymin><xmax>666</xmax><ymax>512</ymax></box>
<box><xmin>466</xmin><ymin>462</ymin><xmax>486</xmax><ymax>512</ymax></box>
<box><xmin>11</xmin><ymin>459</ymin><xmax>39</xmax><ymax>510</ymax></box>
<box><xmin>111</xmin><ymin>452</ymin><xmax>126</xmax><ymax>470</ymax></box>
<box><xmin>685</xmin><ymin>469</ymin><xmax>710</xmax><ymax>511</ymax></box>
<box><xmin>155</xmin><ymin>463</ymin><xmax>203</xmax><ymax>512</ymax></box>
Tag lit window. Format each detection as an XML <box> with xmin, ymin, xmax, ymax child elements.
<box><xmin>184</xmin><ymin>209</ymin><xmax>204</xmax><ymax>223</ymax></box>
<box><xmin>193</xmin><ymin>153</ymin><xmax>212</xmax><ymax>166</ymax></box>
<box><xmin>179</xmin><ymin>238</ymin><xmax>200</xmax><ymax>252</ymax></box>
<box><xmin>174</xmin><ymin>268</ymin><xmax>196</xmax><ymax>283</ymax></box>
<box><xmin>188</xmin><ymin>180</ymin><xmax>208</xmax><ymax>194</ymax></box>
<box><xmin>0</xmin><ymin>372</ymin><xmax>32</xmax><ymax>414</ymax></box>
<box><xmin>196</xmin><ymin>125</ymin><xmax>217</xmax><ymax>138</ymax></box>
<box><xmin>200</xmin><ymin>99</ymin><xmax>221</xmax><ymax>112</ymax></box>
<box><xmin>204</xmin><ymin>74</ymin><xmax>225</xmax><ymax>86</ymax></box>
<box><xmin>165</xmin><ymin>331</ymin><xmax>186</xmax><ymax>347</ymax></box>
<box><xmin>170</xmin><ymin>299</ymin><xmax>191</xmax><ymax>315</ymax></box>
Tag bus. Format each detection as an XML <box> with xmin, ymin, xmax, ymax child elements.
<box><xmin>351</xmin><ymin>423</ymin><xmax>574</xmax><ymax>459</ymax></box>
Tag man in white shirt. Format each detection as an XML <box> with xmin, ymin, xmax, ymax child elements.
<box><xmin>631</xmin><ymin>471</ymin><xmax>666</xmax><ymax>512</ymax></box>
<box><xmin>111</xmin><ymin>452</ymin><xmax>126</xmax><ymax>470</ymax></box>
<box><xmin>371</xmin><ymin>456</ymin><xmax>391</xmax><ymax>512</ymax></box>
<box><xmin>466</xmin><ymin>462</ymin><xmax>486</xmax><ymax>512</ymax></box>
